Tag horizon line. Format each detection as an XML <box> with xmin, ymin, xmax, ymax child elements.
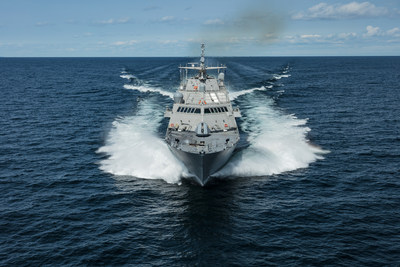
<box><xmin>1</xmin><ymin>55</ymin><xmax>400</xmax><ymax>58</ymax></box>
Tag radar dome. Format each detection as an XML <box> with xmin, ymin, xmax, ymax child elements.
<box><xmin>173</xmin><ymin>92</ymin><xmax>183</xmax><ymax>103</ymax></box>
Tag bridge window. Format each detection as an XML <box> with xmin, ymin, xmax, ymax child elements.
<box><xmin>202</xmin><ymin>107</ymin><xmax>229</xmax><ymax>114</ymax></box>
<box><xmin>176</xmin><ymin>107</ymin><xmax>202</xmax><ymax>113</ymax></box>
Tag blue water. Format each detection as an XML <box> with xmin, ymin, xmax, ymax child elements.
<box><xmin>1</xmin><ymin>57</ymin><xmax>399</xmax><ymax>265</ymax></box>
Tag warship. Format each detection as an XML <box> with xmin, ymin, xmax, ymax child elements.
<box><xmin>164</xmin><ymin>44</ymin><xmax>241</xmax><ymax>186</ymax></box>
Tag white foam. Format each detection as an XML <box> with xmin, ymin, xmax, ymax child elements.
<box><xmin>97</xmin><ymin>99</ymin><xmax>188</xmax><ymax>184</ymax></box>
<box><xmin>98</xmin><ymin>95</ymin><xmax>328</xmax><ymax>184</ymax></box>
<box><xmin>120</xmin><ymin>74</ymin><xmax>136</xmax><ymax>80</ymax></box>
<box><xmin>229</xmin><ymin>86</ymin><xmax>272</xmax><ymax>100</ymax></box>
<box><xmin>229</xmin><ymin>70</ymin><xmax>291</xmax><ymax>100</ymax></box>
<box><xmin>99</xmin><ymin>66</ymin><xmax>327</xmax><ymax>184</ymax></box>
<box><xmin>215</xmin><ymin>98</ymin><xmax>329</xmax><ymax>178</ymax></box>
<box><xmin>273</xmin><ymin>74</ymin><xmax>291</xmax><ymax>80</ymax></box>
<box><xmin>123</xmin><ymin>84</ymin><xmax>174</xmax><ymax>98</ymax></box>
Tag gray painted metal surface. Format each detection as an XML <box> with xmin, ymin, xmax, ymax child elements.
<box><xmin>165</xmin><ymin>44</ymin><xmax>241</xmax><ymax>186</ymax></box>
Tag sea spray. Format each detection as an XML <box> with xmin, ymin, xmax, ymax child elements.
<box><xmin>120</xmin><ymin>69</ymin><xmax>174</xmax><ymax>98</ymax></box>
<box><xmin>123</xmin><ymin>84</ymin><xmax>174</xmax><ymax>98</ymax></box>
<box><xmin>99</xmin><ymin>67</ymin><xmax>327</xmax><ymax>183</ymax></box>
<box><xmin>120</xmin><ymin>74</ymin><xmax>137</xmax><ymax>80</ymax></box>
<box><xmin>229</xmin><ymin>86</ymin><xmax>272</xmax><ymax>100</ymax></box>
<box><xmin>215</xmin><ymin>95</ymin><xmax>328</xmax><ymax>177</ymax></box>
<box><xmin>97</xmin><ymin>99</ymin><xmax>187</xmax><ymax>184</ymax></box>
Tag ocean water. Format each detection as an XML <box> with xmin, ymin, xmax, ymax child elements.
<box><xmin>1</xmin><ymin>57</ymin><xmax>399</xmax><ymax>265</ymax></box>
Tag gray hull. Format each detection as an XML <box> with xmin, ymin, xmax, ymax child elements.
<box><xmin>169</xmin><ymin>145</ymin><xmax>236</xmax><ymax>186</ymax></box>
<box><xmin>164</xmin><ymin>44</ymin><xmax>241</xmax><ymax>186</ymax></box>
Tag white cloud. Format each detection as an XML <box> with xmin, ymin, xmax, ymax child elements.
<box><xmin>360</xmin><ymin>26</ymin><xmax>400</xmax><ymax>38</ymax></box>
<box><xmin>159</xmin><ymin>40</ymin><xmax>178</xmax><ymax>44</ymax></box>
<box><xmin>160</xmin><ymin>16</ymin><xmax>175</xmax><ymax>22</ymax></box>
<box><xmin>387</xmin><ymin>27</ymin><xmax>400</xmax><ymax>37</ymax></box>
<box><xmin>337</xmin><ymin>2</ymin><xmax>388</xmax><ymax>17</ymax></box>
<box><xmin>284</xmin><ymin>31</ymin><xmax>360</xmax><ymax>44</ymax></box>
<box><xmin>100</xmin><ymin>19</ymin><xmax>114</xmax><ymax>24</ymax></box>
<box><xmin>112</xmin><ymin>40</ymin><xmax>138</xmax><ymax>46</ymax></box>
<box><xmin>301</xmin><ymin>34</ymin><xmax>321</xmax><ymax>39</ymax></box>
<box><xmin>204</xmin><ymin>19</ymin><xmax>224</xmax><ymax>25</ymax></box>
<box><xmin>293</xmin><ymin>2</ymin><xmax>389</xmax><ymax>20</ymax></box>
<box><xmin>117</xmin><ymin>17</ymin><xmax>130</xmax><ymax>24</ymax></box>
<box><xmin>338</xmin><ymin>32</ymin><xmax>357</xmax><ymax>39</ymax></box>
<box><xmin>94</xmin><ymin>17</ymin><xmax>131</xmax><ymax>25</ymax></box>
<box><xmin>364</xmin><ymin>25</ymin><xmax>381</xmax><ymax>37</ymax></box>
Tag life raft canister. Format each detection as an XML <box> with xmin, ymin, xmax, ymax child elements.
<box><xmin>224</xmin><ymin>123</ymin><xmax>228</xmax><ymax>128</ymax></box>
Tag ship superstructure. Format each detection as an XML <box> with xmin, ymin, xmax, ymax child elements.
<box><xmin>165</xmin><ymin>44</ymin><xmax>241</xmax><ymax>185</ymax></box>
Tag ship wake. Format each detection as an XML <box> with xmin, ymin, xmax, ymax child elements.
<box><xmin>215</xmin><ymin>95</ymin><xmax>328</xmax><ymax>178</ymax></box>
<box><xmin>121</xmin><ymin>69</ymin><xmax>174</xmax><ymax>98</ymax></box>
<box><xmin>98</xmin><ymin>67</ymin><xmax>328</xmax><ymax>184</ymax></box>
<box><xmin>97</xmin><ymin>99</ymin><xmax>188</xmax><ymax>184</ymax></box>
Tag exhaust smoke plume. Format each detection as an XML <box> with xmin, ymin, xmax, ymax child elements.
<box><xmin>190</xmin><ymin>4</ymin><xmax>285</xmax><ymax>55</ymax></box>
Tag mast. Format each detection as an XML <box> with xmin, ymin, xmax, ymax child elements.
<box><xmin>178</xmin><ymin>43</ymin><xmax>226</xmax><ymax>73</ymax></box>
<box><xmin>200</xmin><ymin>43</ymin><xmax>206</xmax><ymax>79</ymax></box>
<box><xmin>200</xmin><ymin>44</ymin><xmax>205</xmax><ymax>69</ymax></box>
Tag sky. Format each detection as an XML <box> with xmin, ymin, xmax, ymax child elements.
<box><xmin>0</xmin><ymin>0</ymin><xmax>400</xmax><ymax>56</ymax></box>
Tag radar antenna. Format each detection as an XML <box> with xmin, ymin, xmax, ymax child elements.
<box><xmin>178</xmin><ymin>43</ymin><xmax>226</xmax><ymax>77</ymax></box>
